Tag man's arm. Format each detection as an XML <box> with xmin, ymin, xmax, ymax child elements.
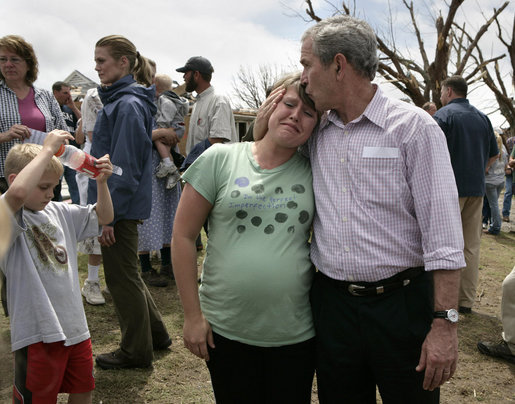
<box><xmin>74</xmin><ymin>119</ymin><xmax>85</xmax><ymax>145</ymax></box>
<box><xmin>416</xmin><ymin>269</ymin><xmax>460</xmax><ymax>391</ymax></box>
<box><xmin>65</xmin><ymin>94</ymin><xmax>82</xmax><ymax>120</ymax></box>
<box><xmin>207</xmin><ymin>97</ymin><xmax>237</xmax><ymax>143</ymax></box>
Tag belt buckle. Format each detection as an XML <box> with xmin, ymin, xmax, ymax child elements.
<box><xmin>348</xmin><ymin>284</ymin><xmax>365</xmax><ymax>296</ymax></box>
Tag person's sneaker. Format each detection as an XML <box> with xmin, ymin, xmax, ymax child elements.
<box><xmin>166</xmin><ymin>170</ymin><xmax>181</xmax><ymax>189</ymax></box>
<box><xmin>503</xmin><ymin>216</ymin><xmax>510</xmax><ymax>222</ymax></box>
<box><xmin>155</xmin><ymin>161</ymin><xmax>175</xmax><ymax>178</ymax></box>
<box><xmin>141</xmin><ymin>269</ymin><xmax>169</xmax><ymax>287</ymax></box>
<box><xmin>477</xmin><ymin>340</ymin><xmax>515</xmax><ymax>363</ymax></box>
<box><xmin>81</xmin><ymin>280</ymin><xmax>106</xmax><ymax>305</ymax></box>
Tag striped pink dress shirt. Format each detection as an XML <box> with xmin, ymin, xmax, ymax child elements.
<box><xmin>309</xmin><ymin>85</ymin><xmax>466</xmax><ymax>282</ymax></box>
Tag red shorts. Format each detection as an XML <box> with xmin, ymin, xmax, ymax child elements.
<box><xmin>13</xmin><ymin>339</ymin><xmax>94</xmax><ymax>404</ymax></box>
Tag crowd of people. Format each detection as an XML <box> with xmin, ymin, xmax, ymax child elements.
<box><xmin>0</xmin><ymin>13</ymin><xmax>513</xmax><ymax>404</ymax></box>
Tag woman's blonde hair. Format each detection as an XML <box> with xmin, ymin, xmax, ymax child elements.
<box><xmin>95</xmin><ymin>35</ymin><xmax>153</xmax><ymax>87</ymax></box>
<box><xmin>5</xmin><ymin>144</ymin><xmax>63</xmax><ymax>179</ymax></box>
<box><xmin>0</xmin><ymin>35</ymin><xmax>39</xmax><ymax>85</ymax></box>
<box><xmin>495</xmin><ymin>131</ymin><xmax>503</xmax><ymax>161</ymax></box>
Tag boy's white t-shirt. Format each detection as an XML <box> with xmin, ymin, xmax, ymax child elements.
<box><xmin>0</xmin><ymin>199</ymin><xmax>101</xmax><ymax>351</ymax></box>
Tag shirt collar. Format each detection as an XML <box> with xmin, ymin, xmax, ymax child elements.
<box><xmin>196</xmin><ymin>85</ymin><xmax>214</xmax><ymax>99</ymax></box>
<box><xmin>319</xmin><ymin>84</ymin><xmax>386</xmax><ymax>131</ymax></box>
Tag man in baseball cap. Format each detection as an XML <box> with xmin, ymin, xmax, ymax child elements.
<box><xmin>175</xmin><ymin>56</ymin><xmax>237</xmax><ymax>156</ymax></box>
<box><xmin>176</xmin><ymin>56</ymin><xmax>214</xmax><ymax>75</ymax></box>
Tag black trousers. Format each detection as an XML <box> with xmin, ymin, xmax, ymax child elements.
<box><xmin>310</xmin><ymin>270</ymin><xmax>440</xmax><ymax>404</ymax></box>
<box><xmin>206</xmin><ymin>332</ymin><xmax>315</xmax><ymax>404</ymax></box>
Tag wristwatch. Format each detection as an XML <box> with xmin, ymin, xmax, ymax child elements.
<box><xmin>433</xmin><ymin>309</ymin><xmax>459</xmax><ymax>323</ymax></box>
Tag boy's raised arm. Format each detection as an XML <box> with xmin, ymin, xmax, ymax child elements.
<box><xmin>5</xmin><ymin>130</ymin><xmax>73</xmax><ymax>213</ymax></box>
<box><xmin>93</xmin><ymin>154</ymin><xmax>114</xmax><ymax>226</ymax></box>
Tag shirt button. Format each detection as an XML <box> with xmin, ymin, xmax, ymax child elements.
<box><xmin>342</xmin><ymin>217</ymin><xmax>348</xmax><ymax>222</ymax></box>
<box><xmin>344</xmin><ymin>246</ymin><xmax>350</xmax><ymax>252</ymax></box>
<box><xmin>342</xmin><ymin>187</ymin><xmax>347</xmax><ymax>193</ymax></box>
<box><xmin>340</xmin><ymin>158</ymin><xmax>345</xmax><ymax>163</ymax></box>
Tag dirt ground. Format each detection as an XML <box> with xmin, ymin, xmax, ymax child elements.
<box><xmin>1</xmin><ymin>205</ymin><xmax>515</xmax><ymax>403</ymax></box>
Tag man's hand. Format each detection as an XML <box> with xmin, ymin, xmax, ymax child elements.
<box><xmin>98</xmin><ymin>225</ymin><xmax>116</xmax><ymax>247</ymax></box>
<box><xmin>416</xmin><ymin>319</ymin><xmax>458</xmax><ymax>391</ymax></box>
<box><xmin>183</xmin><ymin>314</ymin><xmax>215</xmax><ymax>361</ymax></box>
<box><xmin>253</xmin><ymin>85</ymin><xmax>286</xmax><ymax>141</ymax></box>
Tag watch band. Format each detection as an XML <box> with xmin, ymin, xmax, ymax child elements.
<box><xmin>433</xmin><ymin>309</ymin><xmax>459</xmax><ymax>323</ymax></box>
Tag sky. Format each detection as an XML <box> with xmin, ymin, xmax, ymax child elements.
<box><xmin>2</xmin><ymin>0</ymin><xmax>513</xmax><ymax>128</ymax></box>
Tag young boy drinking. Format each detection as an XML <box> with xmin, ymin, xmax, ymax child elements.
<box><xmin>1</xmin><ymin>129</ymin><xmax>114</xmax><ymax>404</ymax></box>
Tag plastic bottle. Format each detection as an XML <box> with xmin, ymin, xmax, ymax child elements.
<box><xmin>55</xmin><ymin>144</ymin><xmax>122</xmax><ymax>178</ymax></box>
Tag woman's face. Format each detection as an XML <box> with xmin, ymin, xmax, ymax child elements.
<box><xmin>0</xmin><ymin>48</ymin><xmax>29</xmax><ymax>84</ymax></box>
<box><xmin>267</xmin><ymin>86</ymin><xmax>317</xmax><ymax>149</ymax></box>
<box><xmin>94</xmin><ymin>46</ymin><xmax>128</xmax><ymax>85</ymax></box>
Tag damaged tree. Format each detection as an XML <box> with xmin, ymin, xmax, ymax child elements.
<box><xmin>302</xmin><ymin>0</ymin><xmax>512</xmax><ymax>126</ymax></box>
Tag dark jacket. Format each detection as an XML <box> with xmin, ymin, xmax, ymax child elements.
<box><xmin>88</xmin><ymin>75</ymin><xmax>157</xmax><ymax>224</ymax></box>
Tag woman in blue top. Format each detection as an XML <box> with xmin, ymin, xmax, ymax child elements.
<box><xmin>87</xmin><ymin>35</ymin><xmax>170</xmax><ymax>370</ymax></box>
<box><xmin>172</xmin><ymin>72</ymin><xmax>319</xmax><ymax>403</ymax></box>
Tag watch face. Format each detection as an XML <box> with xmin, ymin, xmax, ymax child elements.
<box><xmin>447</xmin><ymin>309</ymin><xmax>459</xmax><ymax>323</ymax></box>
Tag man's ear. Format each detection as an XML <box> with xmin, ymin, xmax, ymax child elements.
<box><xmin>334</xmin><ymin>53</ymin><xmax>346</xmax><ymax>78</ymax></box>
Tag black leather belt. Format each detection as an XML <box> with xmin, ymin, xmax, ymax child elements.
<box><xmin>317</xmin><ymin>267</ymin><xmax>425</xmax><ymax>297</ymax></box>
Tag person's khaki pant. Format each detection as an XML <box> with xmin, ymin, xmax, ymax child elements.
<box><xmin>101</xmin><ymin>220</ymin><xmax>169</xmax><ymax>365</ymax></box>
<box><xmin>458</xmin><ymin>197</ymin><xmax>483</xmax><ymax>309</ymax></box>
<box><xmin>501</xmin><ymin>266</ymin><xmax>515</xmax><ymax>354</ymax></box>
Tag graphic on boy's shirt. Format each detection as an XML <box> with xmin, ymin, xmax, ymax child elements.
<box><xmin>26</xmin><ymin>222</ymin><xmax>68</xmax><ymax>272</ymax></box>
<box><xmin>228</xmin><ymin>176</ymin><xmax>310</xmax><ymax>235</ymax></box>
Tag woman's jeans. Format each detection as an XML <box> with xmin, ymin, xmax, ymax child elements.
<box><xmin>485</xmin><ymin>182</ymin><xmax>505</xmax><ymax>234</ymax></box>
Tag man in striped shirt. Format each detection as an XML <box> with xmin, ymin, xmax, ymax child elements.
<box><xmin>257</xmin><ymin>15</ymin><xmax>465</xmax><ymax>403</ymax></box>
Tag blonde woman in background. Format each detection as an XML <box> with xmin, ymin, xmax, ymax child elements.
<box><xmin>484</xmin><ymin>131</ymin><xmax>508</xmax><ymax>235</ymax></box>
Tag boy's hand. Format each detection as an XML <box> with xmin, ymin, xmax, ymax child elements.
<box><xmin>43</xmin><ymin>129</ymin><xmax>74</xmax><ymax>155</ymax></box>
<box><xmin>94</xmin><ymin>154</ymin><xmax>113</xmax><ymax>182</ymax></box>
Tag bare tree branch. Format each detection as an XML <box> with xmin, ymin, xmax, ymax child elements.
<box><xmin>454</xmin><ymin>1</ymin><xmax>509</xmax><ymax>74</ymax></box>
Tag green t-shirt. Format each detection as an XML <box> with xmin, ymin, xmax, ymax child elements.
<box><xmin>182</xmin><ymin>142</ymin><xmax>315</xmax><ymax>347</ymax></box>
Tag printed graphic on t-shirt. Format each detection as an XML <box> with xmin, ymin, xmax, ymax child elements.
<box><xmin>227</xmin><ymin>176</ymin><xmax>310</xmax><ymax>235</ymax></box>
<box><xmin>26</xmin><ymin>222</ymin><xmax>68</xmax><ymax>273</ymax></box>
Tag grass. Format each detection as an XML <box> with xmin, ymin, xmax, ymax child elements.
<box><xmin>1</xmin><ymin>229</ymin><xmax>515</xmax><ymax>403</ymax></box>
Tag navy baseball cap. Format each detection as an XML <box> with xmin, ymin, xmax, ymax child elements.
<box><xmin>176</xmin><ymin>56</ymin><xmax>214</xmax><ymax>74</ymax></box>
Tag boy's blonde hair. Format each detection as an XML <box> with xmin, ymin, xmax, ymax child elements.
<box><xmin>5</xmin><ymin>144</ymin><xmax>63</xmax><ymax>179</ymax></box>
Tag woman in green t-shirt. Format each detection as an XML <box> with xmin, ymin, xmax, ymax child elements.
<box><xmin>172</xmin><ymin>72</ymin><xmax>319</xmax><ymax>404</ymax></box>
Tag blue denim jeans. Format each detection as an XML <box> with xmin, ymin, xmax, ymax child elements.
<box><xmin>502</xmin><ymin>174</ymin><xmax>513</xmax><ymax>218</ymax></box>
<box><xmin>485</xmin><ymin>182</ymin><xmax>504</xmax><ymax>233</ymax></box>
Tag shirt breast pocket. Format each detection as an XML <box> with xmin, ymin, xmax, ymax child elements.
<box><xmin>356</xmin><ymin>147</ymin><xmax>401</xmax><ymax>207</ymax></box>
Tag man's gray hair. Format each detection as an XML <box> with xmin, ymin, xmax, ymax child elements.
<box><xmin>302</xmin><ymin>15</ymin><xmax>379</xmax><ymax>81</ymax></box>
